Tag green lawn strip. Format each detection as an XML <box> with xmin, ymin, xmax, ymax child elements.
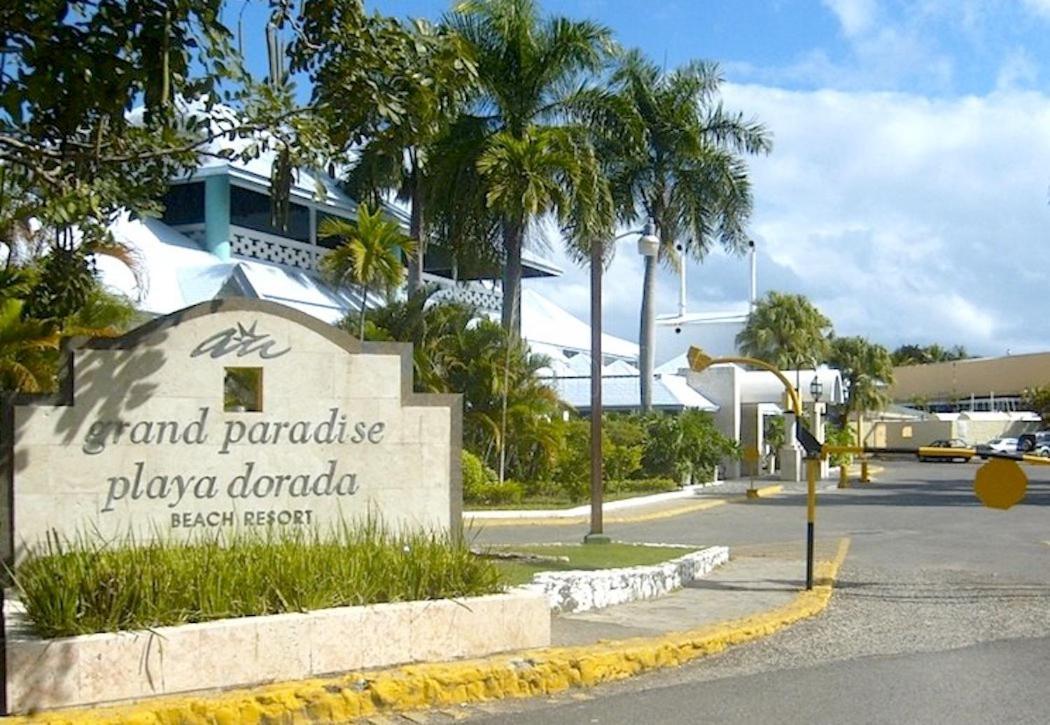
<box><xmin>466</xmin><ymin>489</ymin><xmax>683</xmax><ymax>512</ymax></box>
<box><xmin>490</xmin><ymin>543</ymin><xmax>699</xmax><ymax>586</ymax></box>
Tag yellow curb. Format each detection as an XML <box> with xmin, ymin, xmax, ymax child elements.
<box><xmin>745</xmin><ymin>484</ymin><xmax>783</xmax><ymax>499</ymax></box>
<box><xmin>466</xmin><ymin>497</ymin><xmax>732</xmax><ymax>527</ymax></box>
<box><xmin>7</xmin><ymin>539</ymin><xmax>851</xmax><ymax>725</ymax></box>
<box><xmin>846</xmin><ymin>463</ymin><xmax>884</xmax><ymax>481</ymax></box>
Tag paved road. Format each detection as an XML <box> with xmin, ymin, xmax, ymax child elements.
<box><xmin>459</xmin><ymin>461</ymin><xmax>1050</xmax><ymax>724</ymax></box>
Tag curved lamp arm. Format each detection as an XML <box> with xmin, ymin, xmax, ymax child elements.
<box><xmin>687</xmin><ymin>346</ymin><xmax>803</xmax><ymax>417</ymax></box>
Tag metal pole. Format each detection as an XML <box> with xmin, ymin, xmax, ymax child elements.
<box><xmin>806</xmin><ymin>456</ymin><xmax>817</xmax><ymax>590</ymax></box>
<box><xmin>586</xmin><ymin>239</ymin><xmax>607</xmax><ymax>543</ymax></box>
<box><xmin>677</xmin><ymin>243</ymin><xmax>686</xmax><ymax>318</ymax></box>
<box><xmin>748</xmin><ymin>240</ymin><xmax>757</xmax><ymax>310</ymax></box>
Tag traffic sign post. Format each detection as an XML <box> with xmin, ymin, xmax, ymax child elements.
<box><xmin>742</xmin><ymin>444</ymin><xmax>761</xmax><ymax>494</ymax></box>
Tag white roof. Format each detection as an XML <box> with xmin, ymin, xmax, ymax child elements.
<box><xmin>545</xmin><ymin>373</ymin><xmax>718</xmax><ymax>412</ymax></box>
<box><xmin>100</xmin><ymin>215</ymin><xmax>236</xmax><ymax>313</ymax></box>
<box><xmin>99</xmin><ymin>215</ymin><xmax>382</xmax><ymax>323</ymax></box>
<box><xmin>521</xmin><ymin>288</ymin><xmax>638</xmax><ymax>361</ymax></box>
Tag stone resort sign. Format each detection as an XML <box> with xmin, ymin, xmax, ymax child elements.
<box><xmin>0</xmin><ymin>299</ymin><xmax>462</xmax><ymax>560</ymax></box>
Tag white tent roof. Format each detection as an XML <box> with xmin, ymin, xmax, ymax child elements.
<box><xmin>546</xmin><ymin>373</ymin><xmax>718</xmax><ymax>412</ymax></box>
<box><xmin>100</xmin><ymin>215</ymin><xmax>237</xmax><ymax>313</ymax></box>
<box><xmin>99</xmin><ymin>215</ymin><xmax>382</xmax><ymax>323</ymax></box>
<box><xmin>520</xmin><ymin>288</ymin><xmax>638</xmax><ymax>361</ymax></box>
<box><xmin>741</xmin><ymin>368</ymin><xmax>845</xmax><ymax>405</ymax></box>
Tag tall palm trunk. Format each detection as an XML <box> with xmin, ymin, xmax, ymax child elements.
<box><xmin>638</xmin><ymin>253</ymin><xmax>657</xmax><ymax>412</ymax></box>
<box><xmin>501</xmin><ymin>218</ymin><xmax>524</xmax><ymax>339</ymax></box>
<box><xmin>407</xmin><ymin>174</ymin><xmax>425</xmax><ymax>295</ymax></box>
<box><xmin>358</xmin><ymin>284</ymin><xmax>369</xmax><ymax>343</ymax></box>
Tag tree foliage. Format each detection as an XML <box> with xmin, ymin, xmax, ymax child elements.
<box><xmin>318</xmin><ymin>205</ymin><xmax>415</xmax><ymax>341</ymax></box>
<box><xmin>1021</xmin><ymin>385</ymin><xmax>1050</xmax><ymax>428</ymax></box>
<box><xmin>295</xmin><ymin>5</ymin><xmax>478</xmax><ymax>293</ymax></box>
<box><xmin>891</xmin><ymin>343</ymin><xmax>971</xmax><ymax>366</ymax></box>
<box><xmin>736</xmin><ymin>292</ymin><xmax>832</xmax><ymax>370</ymax></box>
<box><xmin>604</xmin><ymin>51</ymin><xmax>771</xmax><ymax>409</ymax></box>
<box><xmin>827</xmin><ymin>336</ymin><xmax>895</xmax><ymax>414</ymax></box>
<box><xmin>0</xmin><ymin>0</ymin><xmax>249</xmax><ymax>237</ymax></box>
<box><xmin>348</xmin><ymin>288</ymin><xmax>564</xmax><ymax>482</ymax></box>
<box><xmin>438</xmin><ymin>0</ymin><xmax>615</xmax><ymax>337</ymax></box>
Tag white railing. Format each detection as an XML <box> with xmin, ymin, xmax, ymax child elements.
<box><xmin>430</xmin><ymin>283</ymin><xmax>502</xmax><ymax>312</ymax></box>
<box><xmin>228</xmin><ymin>225</ymin><xmax>323</xmax><ymax>271</ymax></box>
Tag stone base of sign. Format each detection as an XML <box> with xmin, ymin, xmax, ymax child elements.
<box><xmin>5</xmin><ymin>591</ymin><xmax>549</xmax><ymax>714</ymax></box>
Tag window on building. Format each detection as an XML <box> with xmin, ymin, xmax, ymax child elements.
<box><xmin>160</xmin><ymin>182</ymin><xmax>205</xmax><ymax>226</ymax></box>
<box><xmin>230</xmin><ymin>185</ymin><xmax>310</xmax><ymax>243</ymax></box>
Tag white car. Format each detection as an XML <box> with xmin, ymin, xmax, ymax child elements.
<box><xmin>985</xmin><ymin>437</ymin><xmax>1018</xmax><ymax>453</ymax></box>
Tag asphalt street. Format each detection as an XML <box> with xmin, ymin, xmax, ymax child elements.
<box><xmin>459</xmin><ymin>460</ymin><xmax>1050</xmax><ymax>724</ymax></box>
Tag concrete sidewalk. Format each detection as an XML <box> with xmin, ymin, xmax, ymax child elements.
<box><xmin>550</xmin><ymin>540</ymin><xmax>841</xmax><ymax>648</ymax></box>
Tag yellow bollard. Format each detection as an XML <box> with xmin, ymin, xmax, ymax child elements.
<box><xmin>838</xmin><ymin>462</ymin><xmax>849</xmax><ymax>489</ymax></box>
<box><xmin>860</xmin><ymin>458</ymin><xmax>871</xmax><ymax>483</ymax></box>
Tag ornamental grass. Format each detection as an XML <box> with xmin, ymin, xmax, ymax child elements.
<box><xmin>12</xmin><ymin>520</ymin><xmax>502</xmax><ymax>639</ymax></box>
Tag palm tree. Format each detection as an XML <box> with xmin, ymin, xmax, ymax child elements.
<box><xmin>440</xmin><ymin>0</ymin><xmax>614</xmax><ymax>338</ymax></box>
<box><xmin>607</xmin><ymin>51</ymin><xmax>771</xmax><ymax>410</ymax></box>
<box><xmin>319</xmin><ymin>206</ymin><xmax>416</xmax><ymax>342</ymax></box>
<box><xmin>736</xmin><ymin>291</ymin><xmax>832</xmax><ymax>371</ymax></box>
<box><xmin>0</xmin><ymin>299</ymin><xmax>60</xmax><ymax>393</ymax></box>
<box><xmin>827</xmin><ymin>336</ymin><xmax>895</xmax><ymax>415</ymax></box>
<box><xmin>342</xmin><ymin>20</ymin><xmax>477</xmax><ymax>295</ymax></box>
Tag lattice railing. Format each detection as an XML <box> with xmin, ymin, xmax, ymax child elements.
<box><xmin>229</xmin><ymin>226</ymin><xmax>322</xmax><ymax>271</ymax></box>
<box><xmin>430</xmin><ymin>283</ymin><xmax>502</xmax><ymax>312</ymax></box>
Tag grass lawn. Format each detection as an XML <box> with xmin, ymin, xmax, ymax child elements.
<box><xmin>488</xmin><ymin>543</ymin><xmax>699</xmax><ymax>586</ymax></box>
<box><xmin>466</xmin><ymin>489</ymin><xmax>681</xmax><ymax>511</ymax></box>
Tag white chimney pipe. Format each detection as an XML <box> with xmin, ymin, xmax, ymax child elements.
<box><xmin>677</xmin><ymin>243</ymin><xmax>687</xmax><ymax>318</ymax></box>
<box><xmin>748</xmin><ymin>240</ymin><xmax>757</xmax><ymax>310</ymax></box>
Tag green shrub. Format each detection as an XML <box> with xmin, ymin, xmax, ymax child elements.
<box><xmin>824</xmin><ymin>423</ymin><xmax>856</xmax><ymax>466</ymax></box>
<box><xmin>462</xmin><ymin>449</ymin><xmax>498</xmax><ymax>502</ymax></box>
<box><xmin>603</xmin><ymin>415</ymin><xmax>644</xmax><ymax>481</ymax></box>
<box><xmin>553</xmin><ymin>419</ymin><xmax>591</xmax><ymax>502</ymax></box>
<box><xmin>635</xmin><ymin>410</ymin><xmax>737</xmax><ymax>484</ymax></box>
<box><xmin>468</xmin><ymin>479</ymin><xmax>525</xmax><ymax>505</ymax></box>
<box><xmin>13</xmin><ymin>523</ymin><xmax>503</xmax><ymax>639</ymax></box>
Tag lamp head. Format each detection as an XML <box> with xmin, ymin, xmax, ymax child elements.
<box><xmin>810</xmin><ymin>374</ymin><xmax>824</xmax><ymax>402</ymax></box>
<box><xmin>687</xmin><ymin>346</ymin><xmax>714</xmax><ymax>372</ymax></box>
<box><xmin>638</xmin><ymin>219</ymin><xmax>660</xmax><ymax>257</ymax></box>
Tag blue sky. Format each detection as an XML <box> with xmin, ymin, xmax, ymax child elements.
<box><xmin>370</xmin><ymin>0</ymin><xmax>1050</xmax><ymax>97</ymax></box>
<box><xmin>240</xmin><ymin>1</ymin><xmax>1050</xmax><ymax>358</ymax></box>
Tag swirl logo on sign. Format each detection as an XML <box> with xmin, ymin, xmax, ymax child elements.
<box><xmin>191</xmin><ymin>322</ymin><xmax>291</xmax><ymax>360</ymax></box>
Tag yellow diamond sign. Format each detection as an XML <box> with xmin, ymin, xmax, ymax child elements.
<box><xmin>974</xmin><ymin>459</ymin><xmax>1028</xmax><ymax>510</ymax></box>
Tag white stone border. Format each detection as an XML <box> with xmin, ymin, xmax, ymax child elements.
<box><xmin>523</xmin><ymin>545</ymin><xmax>730</xmax><ymax>614</ymax></box>
<box><xmin>5</xmin><ymin>590</ymin><xmax>549</xmax><ymax>715</ymax></box>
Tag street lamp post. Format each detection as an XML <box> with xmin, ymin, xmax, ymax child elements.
<box><xmin>585</xmin><ymin>221</ymin><xmax>659</xmax><ymax>545</ymax></box>
<box><xmin>688</xmin><ymin>346</ymin><xmax>821</xmax><ymax>590</ymax></box>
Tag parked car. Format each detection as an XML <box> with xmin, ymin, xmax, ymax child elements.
<box><xmin>975</xmin><ymin>437</ymin><xmax>1019</xmax><ymax>459</ymax></box>
<box><xmin>1016</xmin><ymin>431</ymin><xmax>1050</xmax><ymax>453</ymax></box>
<box><xmin>919</xmin><ymin>438</ymin><xmax>972</xmax><ymax>463</ymax></box>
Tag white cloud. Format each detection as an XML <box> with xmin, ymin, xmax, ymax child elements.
<box><xmin>823</xmin><ymin>0</ymin><xmax>879</xmax><ymax>36</ymax></box>
<box><xmin>536</xmin><ymin>83</ymin><xmax>1050</xmax><ymax>360</ymax></box>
